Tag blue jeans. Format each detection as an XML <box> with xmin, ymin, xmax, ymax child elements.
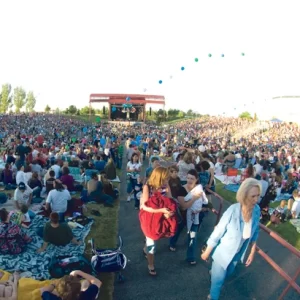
<box><xmin>186</xmin><ymin>224</ymin><xmax>199</xmax><ymax>262</ymax></box>
<box><xmin>32</xmin><ymin>187</ymin><xmax>41</xmax><ymax>198</ymax></box>
<box><xmin>169</xmin><ymin>220</ymin><xmax>186</xmax><ymax>248</ymax></box>
<box><xmin>127</xmin><ymin>178</ymin><xmax>137</xmax><ymax>194</ymax></box>
<box><xmin>210</xmin><ymin>253</ymin><xmax>240</xmax><ymax>299</ymax></box>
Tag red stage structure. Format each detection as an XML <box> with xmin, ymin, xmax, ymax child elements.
<box><xmin>89</xmin><ymin>93</ymin><xmax>165</xmax><ymax>122</ymax></box>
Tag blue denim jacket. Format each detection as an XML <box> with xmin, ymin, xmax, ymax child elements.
<box><xmin>207</xmin><ymin>203</ymin><xmax>260</xmax><ymax>269</ymax></box>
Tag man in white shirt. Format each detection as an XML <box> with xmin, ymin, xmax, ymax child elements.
<box><xmin>254</xmin><ymin>160</ymin><xmax>263</xmax><ymax>176</ymax></box>
<box><xmin>50</xmin><ymin>161</ymin><xmax>61</xmax><ymax>179</ymax></box>
<box><xmin>46</xmin><ymin>180</ymin><xmax>71</xmax><ymax>214</ymax></box>
<box><xmin>256</xmin><ymin>175</ymin><xmax>269</xmax><ymax>203</ymax></box>
<box><xmin>16</xmin><ymin>165</ymin><xmax>27</xmax><ymax>185</ymax></box>
<box><xmin>14</xmin><ymin>182</ymin><xmax>33</xmax><ymax>209</ymax></box>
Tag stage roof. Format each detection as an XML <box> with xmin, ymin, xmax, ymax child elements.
<box><xmin>90</xmin><ymin>93</ymin><xmax>165</xmax><ymax>105</ymax></box>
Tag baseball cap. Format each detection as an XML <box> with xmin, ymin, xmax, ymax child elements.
<box><xmin>18</xmin><ymin>182</ymin><xmax>26</xmax><ymax>190</ymax></box>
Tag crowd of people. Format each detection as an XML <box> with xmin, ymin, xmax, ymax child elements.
<box><xmin>0</xmin><ymin>113</ymin><xmax>299</xmax><ymax>299</ymax></box>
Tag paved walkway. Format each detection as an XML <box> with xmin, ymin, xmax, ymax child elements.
<box><xmin>114</xmin><ymin>157</ymin><xmax>299</xmax><ymax>300</ymax></box>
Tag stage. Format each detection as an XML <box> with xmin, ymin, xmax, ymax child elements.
<box><xmin>89</xmin><ymin>93</ymin><xmax>165</xmax><ymax>122</ymax></box>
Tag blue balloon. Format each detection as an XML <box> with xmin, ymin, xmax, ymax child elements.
<box><xmin>83</xmin><ymin>127</ymin><xmax>87</xmax><ymax>133</ymax></box>
<box><xmin>100</xmin><ymin>138</ymin><xmax>106</xmax><ymax>146</ymax></box>
<box><xmin>126</xmin><ymin>97</ymin><xmax>131</xmax><ymax>101</ymax></box>
<box><xmin>112</xmin><ymin>106</ymin><xmax>116</xmax><ymax>112</ymax></box>
<box><xmin>221</xmin><ymin>54</ymin><xmax>224</xmax><ymax>57</ymax></box>
<box><xmin>181</xmin><ymin>66</ymin><xmax>185</xmax><ymax>71</ymax></box>
<box><xmin>159</xmin><ymin>80</ymin><xmax>163</xmax><ymax>84</ymax></box>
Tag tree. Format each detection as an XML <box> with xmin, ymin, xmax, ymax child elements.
<box><xmin>13</xmin><ymin>87</ymin><xmax>26</xmax><ymax>113</ymax></box>
<box><xmin>80</xmin><ymin>106</ymin><xmax>95</xmax><ymax>115</ymax></box>
<box><xmin>68</xmin><ymin>105</ymin><xmax>77</xmax><ymax>115</ymax></box>
<box><xmin>45</xmin><ymin>105</ymin><xmax>51</xmax><ymax>113</ymax></box>
<box><xmin>25</xmin><ymin>91</ymin><xmax>36</xmax><ymax>112</ymax></box>
<box><xmin>186</xmin><ymin>109</ymin><xmax>193</xmax><ymax>116</ymax></box>
<box><xmin>55</xmin><ymin>107</ymin><xmax>60</xmax><ymax>114</ymax></box>
<box><xmin>0</xmin><ymin>83</ymin><xmax>13</xmax><ymax>113</ymax></box>
<box><xmin>239</xmin><ymin>111</ymin><xmax>252</xmax><ymax>119</ymax></box>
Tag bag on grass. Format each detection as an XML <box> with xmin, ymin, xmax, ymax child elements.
<box><xmin>49</xmin><ymin>255</ymin><xmax>93</xmax><ymax>278</ymax></box>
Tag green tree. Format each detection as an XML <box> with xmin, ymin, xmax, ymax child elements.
<box><xmin>13</xmin><ymin>87</ymin><xmax>26</xmax><ymax>113</ymax></box>
<box><xmin>0</xmin><ymin>83</ymin><xmax>13</xmax><ymax>113</ymax></box>
<box><xmin>186</xmin><ymin>109</ymin><xmax>193</xmax><ymax>116</ymax></box>
<box><xmin>80</xmin><ymin>106</ymin><xmax>95</xmax><ymax>115</ymax></box>
<box><xmin>55</xmin><ymin>107</ymin><xmax>60</xmax><ymax>114</ymax></box>
<box><xmin>239</xmin><ymin>111</ymin><xmax>252</xmax><ymax>119</ymax></box>
<box><xmin>45</xmin><ymin>105</ymin><xmax>51</xmax><ymax>113</ymax></box>
<box><xmin>68</xmin><ymin>105</ymin><xmax>77</xmax><ymax>115</ymax></box>
<box><xmin>25</xmin><ymin>91</ymin><xmax>36</xmax><ymax>112</ymax></box>
<box><xmin>177</xmin><ymin>111</ymin><xmax>185</xmax><ymax>118</ymax></box>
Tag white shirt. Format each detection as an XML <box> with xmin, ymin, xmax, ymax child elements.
<box><xmin>46</xmin><ymin>189</ymin><xmax>71</xmax><ymax>213</ymax></box>
<box><xmin>184</xmin><ymin>185</ymin><xmax>208</xmax><ymax>232</ymax></box>
<box><xmin>254</xmin><ymin>164</ymin><xmax>263</xmax><ymax>176</ymax></box>
<box><xmin>51</xmin><ymin>164</ymin><xmax>61</xmax><ymax>179</ymax></box>
<box><xmin>16</xmin><ymin>171</ymin><xmax>27</xmax><ymax>185</ymax></box>
<box><xmin>292</xmin><ymin>199</ymin><xmax>300</xmax><ymax>218</ymax></box>
<box><xmin>259</xmin><ymin>180</ymin><xmax>269</xmax><ymax>203</ymax></box>
<box><xmin>14</xmin><ymin>185</ymin><xmax>33</xmax><ymax>205</ymax></box>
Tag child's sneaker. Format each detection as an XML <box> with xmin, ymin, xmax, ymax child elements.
<box><xmin>127</xmin><ymin>196</ymin><xmax>131</xmax><ymax>202</ymax></box>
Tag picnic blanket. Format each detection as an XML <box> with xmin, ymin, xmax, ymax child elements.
<box><xmin>215</xmin><ymin>175</ymin><xmax>241</xmax><ymax>185</ymax></box>
<box><xmin>0</xmin><ymin>269</ymin><xmax>53</xmax><ymax>300</ymax></box>
<box><xmin>224</xmin><ymin>184</ymin><xmax>241</xmax><ymax>193</ymax></box>
<box><xmin>0</xmin><ymin>215</ymin><xmax>93</xmax><ymax>280</ymax></box>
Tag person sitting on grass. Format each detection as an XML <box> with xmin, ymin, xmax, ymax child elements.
<box><xmin>8</xmin><ymin>204</ymin><xmax>31</xmax><ymax>228</ymax></box>
<box><xmin>36</xmin><ymin>212</ymin><xmax>81</xmax><ymax>253</ymax></box>
<box><xmin>45</xmin><ymin>180</ymin><xmax>72</xmax><ymax>217</ymax></box>
<box><xmin>87</xmin><ymin>173</ymin><xmax>114</xmax><ymax>207</ymax></box>
<box><xmin>40</xmin><ymin>270</ymin><xmax>101</xmax><ymax>300</ymax></box>
<box><xmin>0</xmin><ymin>208</ymin><xmax>32</xmax><ymax>255</ymax></box>
<box><xmin>291</xmin><ymin>189</ymin><xmax>300</xmax><ymax>219</ymax></box>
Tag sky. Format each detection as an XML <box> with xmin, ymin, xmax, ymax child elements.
<box><xmin>0</xmin><ymin>0</ymin><xmax>300</xmax><ymax>121</ymax></box>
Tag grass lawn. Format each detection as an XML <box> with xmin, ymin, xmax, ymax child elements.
<box><xmin>83</xmin><ymin>170</ymin><xmax>121</xmax><ymax>300</ymax></box>
<box><xmin>84</xmin><ymin>201</ymin><xmax>119</xmax><ymax>300</ymax></box>
<box><xmin>215</xmin><ymin>179</ymin><xmax>300</xmax><ymax>251</ymax></box>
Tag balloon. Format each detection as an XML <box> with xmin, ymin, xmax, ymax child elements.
<box><xmin>112</xmin><ymin>106</ymin><xmax>116</xmax><ymax>112</ymax></box>
<box><xmin>143</xmin><ymin>88</ymin><xmax>147</xmax><ymax>92</ymax></box>
<box><xmin>208</xmin><ymin>54</ymin><xmax>212</xmax><ymax>57</ymax></box>
<box><xmin>234</xmin><ymin>108</ymin><xmax>236</xmax><ymax>110</ymax></box>
<box><xmin>194</xmin><ymin>58</ymin><xmax>199</xmax><ymax>62</ymax></box>
<box><xmin>159</xmin><ymin>80</ymin><xmax>163</xmax><ymax>84</ymax></box>
<box><xmin>83</xmin><ymin>127</ymin><xmax>87</xmax><ymax>133</ymax></box>
<box><xmin>181</xmin><ymin>66</ymin><xmax>185</xmax><ymax>71</ymax></box>
<box><xmin>126</xmin><ymin>97</ymin><xmax>131</xmax><ymax>101</ymax></box>
<box><xmin>169</xmin><ymin>75</ymin><xmax>173</xmax><ymax>79</ymax></box>
<box><xmin>241</xmin><ymin>52</ymin><xmax>245</xmax><ymax>56</ymax></box>
<box><xmin>221</xmin><ymin>54</ymin><xmax>224</xmax><ymax>57</ymax></box>
<box><xmin>72</xmin><ymin>137</ymin><xmax>76</xmax><ymax>143</ymax></box>
<box><xmin>95</xmin><ymin>116</ymin><xmax>101</xmax><ymax>123</ymax></box>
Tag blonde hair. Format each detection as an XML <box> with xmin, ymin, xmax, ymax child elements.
<box><xmin>148</xmin><ymin>166</ymin><xmax>169</xmax><ymax>190</ymax></box>
<box><xmin>55</xmin><ymin>275</ymin><xmax>81</xmax><ymax>300</ymax></box>
<box><xmin>183</xmin><ymin>152</ymin><xmax>193</xmax><ymax>164</ymax></box>
<box><xmin>236</xmin><ymin>178</ymin><xmax>262</xmax><ymax>222</ymax></box>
